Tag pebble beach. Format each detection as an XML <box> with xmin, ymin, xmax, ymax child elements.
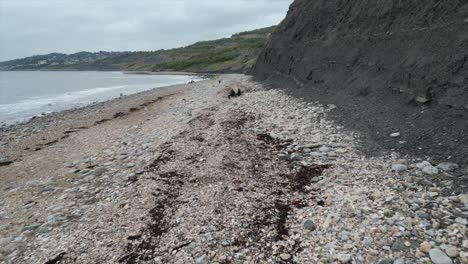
<box><xmin>0</xmin><ymin>75</ymin><xmax>467</xmax><ymax>264</ymax></box>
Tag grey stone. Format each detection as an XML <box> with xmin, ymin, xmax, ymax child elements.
<box><xmin>47</xmin><ymin>215</ymin><xmax>59</xmax><ymax>225</ymax></box>
<box><xmin>362</xmin><ymin>238</ymin><xmax>372</xmax><ymax>247</ymax></box>
<box><xmin>0</xmin><ymin>155</ymin><xmax>13</xmax><ymax>166</ymax></box>
<box><xmin>336</xmin><ymin>253</ymin><xmax>351</xmax><ymax>263</ymax></box>
<box><xmin>303</xmin><ymin>219</ymin><xmax>316</xmax><ymax>231</ymax></box>
<box><xmin>391</xmin><ymin>240</ymin><xmax>405</xmax><ymax>252</ymax></box>
<box><xmin>390</xmin><ymin>132</ymin><xmax>400</xmax><ymax>138</ymax></box>
<box><xmin>416</xmin><ymin>161</ymin><xmax>432</xmax><ymax>170</ymax></box>
<box><xmin>311</xmin><ymin>176</ymin><xmax>324</xmax><ymax>183</ymax></box>
<box><xmin>392</xmin><ymin>164</ymin><xmax>408</xmax><ymax>172</ymax></box>
<box><xmin>290</xmin><ymin>153</ymin><xmax>302</xmax><ymax>161</ymax></box>
<box><xmin>92</xmin><ymin>167</ymin><xmax>107</xmax><ymax>176</ymax></box>
<box><xmin>416</xmin><ymin>211</ymin><xmax>431</xmax><ymax>220</ymax></box>
<box><xmin>422</xmin><ymin>165</ymin><xmax>438</xmax><ymax>175</ymax></box>
<box><xmin>335</xmin><ymin>148</ymin><xmax>348</xmax><ymax>154</ymax></box>
<box><xmin>459</xmin><ymin>194</ymin><xmax>468</xmax><ymax>206</ymax></box>
<box><xmin>126</xmin><ymin>163</ymin><xmax>136</xmax><ymax>168</ymax></box>
<box><xmin>429</xmin><ymin>248</ymin><xmax>453</xmax><ymax>264</ymax></box>
<box><xmin>309</xmin><ymin>152</ymin><xmax>322</xmax><ymax>157</ymax></box>
<box><xmin>303</xmin><ymin>143</ymin><xmax>323</xmax><ymax>149</ymax></box>
<box><xmin>445</xmin><ymin>247</ymin><xmax>459</xmax><ymax>258</ymax></box>
<box><xmin>393</xmin><ymin>259</ymin><xmax>405</xmax><ymax>264</ymax></box>
<box><xmin>341</xmin><ymin>231</ymin><xmax>349</xmax><ymax>241</ymax></box>
<box><xmin>0</xmin><ymin>238</ymin><xmax>11</xmax><ymax>246</ymax></box>
<box><xmin>378</xmin><ymin>259</ymin><xmax>394</xmax><ymax>264</ymax></box>
<box><xmin>195</xmin><ymin>254</ymin><xmax>209</xmax><ymax>264</ymax></box>
<box><xmin>79</xmin><ymin>169</ymin><xmax>90</xmax><ymax>175</ymax></box>
<box><xmin>280</xmin><ymin>253</ymin><xmax>292</xmax><ymax>261</ymax></box>
<box><xmin>455</xmin><ymin>217</ymin><xmax>467</xmax><ymax>225</ymax></box>
<box><xmin>416</xmin><ymin>95</ymin><xmax>431</xmax><ymax>104</ymax></box>
<box><xmin>437</xmin><ymin>162</ymin><xmax>459</xmax><ymax>172</ymax></box>
<box><xmin>319</xmin><ymin>146</ymin><xmax>331</xmax><ymax>153</ymax></box>
<box><xmin>21</xmin><ymin>223</ymin><xmax>41</xmax><ymax>232</ymax></box>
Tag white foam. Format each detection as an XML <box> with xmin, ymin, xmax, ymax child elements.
<box><xmin>0</xmin><ymin>85</ymin><xmax>129</xmax><ymax>114</ymax></box>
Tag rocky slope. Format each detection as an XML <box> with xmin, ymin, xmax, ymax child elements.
<box><xmin>252</xmin><ymin>0</ymin><xmax>468</xmax><ymax>166</ymax></box>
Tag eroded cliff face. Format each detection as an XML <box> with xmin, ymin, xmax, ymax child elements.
<box><xmin>253</xmin><ymin>0</ymin><xmax>468</xmax><ymax>164</ymax></box>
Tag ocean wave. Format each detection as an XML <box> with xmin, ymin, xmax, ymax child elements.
<box><xmin>0</xmin><ymin>84</ymin><xmax>129</xmax><ymax>114</ymax></box>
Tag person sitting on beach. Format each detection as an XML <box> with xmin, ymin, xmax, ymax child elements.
<box><xmin>228</xmin><ymin>89</ymin><xmax>236</xmax><ymax>99</ymax></box>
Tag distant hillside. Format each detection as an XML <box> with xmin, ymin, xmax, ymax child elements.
<box><xmin>0</xmin><ymin>52</ymin><xmax>128</xmax><ymax>71</ymax></box>
<box><xmin>0</xmin><ymin>26</ymin><xmax>276</xmax><ymax>73</ymax></box>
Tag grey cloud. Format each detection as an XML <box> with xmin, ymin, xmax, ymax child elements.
<box><xmin>0</xmin><ymin>0</ymin><xmax>292</xmax><ymax>61</ymax></box>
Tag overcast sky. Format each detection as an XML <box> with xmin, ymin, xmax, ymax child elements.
<box><xmin>0</xmin><ymin>0</ymin><xmax>292</xmax><ymax>61</ymax></box>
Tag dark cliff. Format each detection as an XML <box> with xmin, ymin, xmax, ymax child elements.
<box><xmin>253</xmin><ymin>0</ymin><xmax>468</xmax><ymax>165</ymax></box>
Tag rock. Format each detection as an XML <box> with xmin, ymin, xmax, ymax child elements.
<box><xmin>126</xmin><ymin>163</ymin><xmax>135</xmax><ymax>168</ymax></box>
<box><xmin>319</xmin><ymin>146</ymin><xmax>331</xmax><ymax>153</ymax></box>
<box><xmin>422</xmin><ymin>165</ymin><xmax>439</xmax><ymax>175</ymax></box>
<box><xmin>429</xmin><ymin>248</ymin><xmax>453</xmax><ymax>264</ymax></box>
<box><xmin>47</xmin><ymin>215</ymin><xmax>59</xmax><ymax>225</ymax></box>
<box><xmin>280</xmin><ymin>253</ymin><xmax>292</xmax><ymax>261</ymax></box>
<box><xmin>420</xmin><ymin>241</ymin><xmax>432</xmax><ymax>253</ymax></box>
<box><xmin>390</xmin><ymin>132</ymin><xmax>400</xmax><ymax>138</ymax></box>
<box><xmin>455</xmin><ymin>217</ymin><xmax>467</xmax><ymax>225</ymax></box>
<box><xmin>391</xmin><ymin>240</ymin><xmax>405</xmax><ymax>252</ymax></box>
<box><xmin>79</xmin><ymin>169</ymin><xmax>90</xmax><ymax>175</ymax></box>
<box><xmin>437</xmin><ymin>162</ymin><xmax>458</xmax><ymax>172</ymax></box>
<box><xmin>0</xmin><ymin>155</ymin><xmax>13</xmax><ymax>166</ymax></box>
<box><xmin>392</xmin><ymin>163</ymin><xmax>408</xmax><ymax>172</ymax></box>
<box><xmin>309</xmin><ymin>152</ymin><xmax>322</xmax><ymax>157</ymax></box>
<box><xmin>290</xmin><ymin>153</ymin><xmax>302</xmax><ymax>161</ymax></box>
<box><xmin>303</xmin><ymin>219</ymin><xmax>317</xmax><ymax>231</ymax></box>
<box><xmin>369</xmin><ymin>191</ymin><xmax>382</xmax><ymax>200</ymax></box>
<box><xmin>335</xmin><ymin>148</ymin><xmax>348</xmax><ymax>154</ymax></box>
<box><xmin>445</xmin><ymin>247</ymin><xmax>459</xmax><ymax>258</ymax></box>
<box><xmin>92</xmin><ymin>167</ymin><xmax>107</xmax><ymax>176</ymax></box>
<box><xmin>311</xmin><ymin>176</ymin><xmax>324</xmax><ymax>183</ymax></box>
<box><xmin>336</xmin><ymin>253</ymin><xmax>351</xmax><ymax>263</ymax></box>
<box><xmin>0</xmin><ymin>237</ymin><xmax>11</xmax><ymax>246</ymax></box>
<box><xmin>21</xmin><ymin>223</ymin><xmax>41</xmax><ymax>232</ymax></box>
<box><xmin>384</xmin><ymin>209</ymin><xmax>395</xmax><ymax>217</ymax></box>
<box><xmin>459</xmin><ymin>194</ymin><xmax>468</xmax><ymax>206</ymax></box>
<box><xmin>323</xmin><ymin>213</ymin><xmax>340</xmax><ymax>229</ymax></box>
<box><xmin>378</xmin><ymin>259</ymin><xmax>394</xmax><ymax>264</ymax></box>
<box><xmin>363</xmin><ymin>238</ymin><xmax>372</xmax><ymax>247</ymax></box>
<box><xmin>460</xmin><ymin>251</ymin><xmax>468</xmax><ymax>263</ymax></box>
<box><xmin>416</xmin><ymin>161</ymin><xmax>432</xmax><ymax>170</ymax></box>
<box><xmin>303</xmin><ymin>143</ymin><xmax>323</xmax><ymax>149</ymax></box>
<box><xmin>195</xmin><ymin>254</ymin><xmax>209</xmax><ymax>264</ymax></box>
<box><xmin>393</xmin><ymin>259</ymin><xmax>405</xmax><ymax>264</ymax></box>
<box><xmin>341</xmin><ymin>231</ymin><xmax>349</xmax><ymax>242</ymax></box>
<box><xmin>416</xmin><ymin>95</ymin><xmax>431</xmax><ymax>104</ymax></box>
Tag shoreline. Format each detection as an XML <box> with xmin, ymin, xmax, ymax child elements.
<box><xmin>0</xmin><ymin>76</ymin><xmax>217</xmax><ymax>165</ymax></box>
<box><xmin>0</xmin><ymin>72</ymin><xmax>211</xmax><ymax>128</ymax></box>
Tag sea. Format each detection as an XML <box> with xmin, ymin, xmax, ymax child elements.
<box><xmin>0</xmin><ymin>71</ymin><xmax>201</xmax><ymax>125</ymax></box>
